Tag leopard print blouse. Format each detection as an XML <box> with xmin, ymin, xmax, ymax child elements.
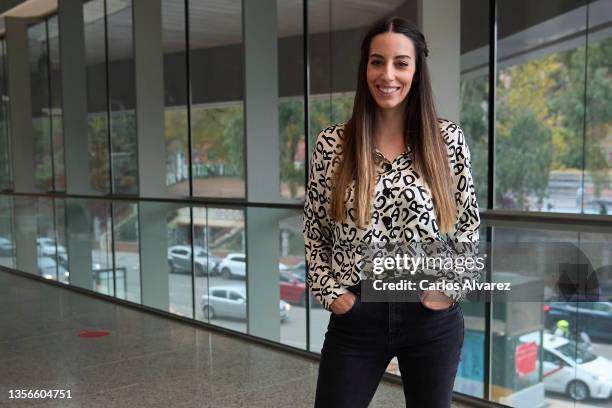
<box><xmin>303</xmin><ymin>118</ymin><xmax>481</xmax><ymax>311</ymax></box>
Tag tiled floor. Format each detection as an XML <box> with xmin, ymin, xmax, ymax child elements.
<box><xmin>0</xmin><ymin>271</ymin><xmax>473</xmax><ymax>407</ymax></box>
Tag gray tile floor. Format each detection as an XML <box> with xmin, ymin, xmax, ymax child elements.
<box><xmin>0</xmin><ymin>272</ymin><xmax>473</xmax><ymax>408</ymax></box>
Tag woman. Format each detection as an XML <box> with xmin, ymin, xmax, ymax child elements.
<box><xmin>303</xmin><ymin>17</ymin><xmax>480</xmax><ymax>408</ymax></box>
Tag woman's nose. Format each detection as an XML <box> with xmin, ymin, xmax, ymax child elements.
<box><xmin>382</xmin><ymin>63</ymin><xmax>395</xmax><ymax>80</ymax></box>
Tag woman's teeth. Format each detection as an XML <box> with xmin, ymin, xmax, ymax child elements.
<box><xmin>377</xmin><ymin>86</ymin><xmax>399</xmax><ymax>95</ymax></box>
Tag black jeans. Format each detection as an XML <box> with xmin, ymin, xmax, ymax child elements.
<box><xmin>314</xmin><ymin>293</ymin><xmax>464</xmax><ymax>408</ymax></box>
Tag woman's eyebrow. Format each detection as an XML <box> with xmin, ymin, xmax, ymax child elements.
<box><xmin>369</xmin><ymin>53</ymin><xmax>412</xmax><ymax>60</ymax></box>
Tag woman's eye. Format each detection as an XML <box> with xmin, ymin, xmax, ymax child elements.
<box><xmin>397</xmin><ymin>62</ymin><xmax>409</xmax><ymax>68</ymax></box>
<box><xmin>370</xmin><ymin>60</ymin><xmax>381</xmax><ymax>66</ymax></box>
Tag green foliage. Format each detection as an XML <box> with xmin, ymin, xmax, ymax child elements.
<box><xmin>496</xmin><ymin>109</ymin><xmax>553</xmax><ymax>208</ymax></box>
<box><xmin>460</xmin><ymin>77</ymin><xmax>488</xmax><ymax>209</ymax></box>
<box><xmin>279</xmin><ymin>99</ymin><xmax>305</xmax><ymax>197</ymax></box>
<box><xmin>461</xmin><ymin>36</ymin><xmax>612</xmax><ymax>209</ymax></box>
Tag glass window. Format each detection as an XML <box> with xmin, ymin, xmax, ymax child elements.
<box><xmin>28</xmin><ymin>21</ymin><xmax>53</xmax><ymax>192</ymax></box>
<box><xmin>195</xmin><ymin>207</ymin><xmax>246</xmax><ymax>332</ymax></box>
<box><xmin>460</xmin><ymin>0</ymin><xmax>490</xmax><ymax>210</ymax></box>
<box><xmin>162</xmin><ymin>0</ymin><xmax>190</xmax><ymax>196</ymax></box>
<box><xmin>211</xmin><ymin>289</ymin><xmax>226</xmax><ymax>298</ymax></box>
<box><xmin>0</xmin><ymin>39</ymin><xmax>12</xmax><ymax>190</ymax></box>
<box><xmin>107</xmin><ymin>0</ymin><xmax>138</xmax><ymax>194</ymax></box>
<box><xmin>48</xmin><ymin>16</ymin><xmax>64</xmax><ymax>191</ymax></box>
<box><xmin>495</xmin><ymin>1</ymin><xmax>588</xmax><ymax>213</ymax></box>
<box><xmin>278</xmin><ymin>0</ymin><xmax>305</xmax><ymax>200</ymax></box>
<box><xmin>112</xmin><ymin>201</ymin><xmax>140</xmax><ymax>303</ymax></box>
<box><xmin>189</xmin><ymin>0</ymin><xmax>245</xmax><ymax>198</ymax></box>
<box><xmin>583</xmin><ymin>9</ymin><xmax>612</xmax><ymax>216</ymax></box>
<box><xmin>167</xmin><ymin>206</ymin><xmax>193</xmax><ymax>318</ymax></box>
<box><xmin>83</xmin><ymin>0</ymin><xmax>110</xmax><ymax>193</ymax></box>
<box><xmin>229</xmin><ymin>291</ymin><xmax>243</xmax><ymax>301</ymax></box>
<box><xmin>0</xmin><ymin>195</ymin><xmax>15</xmax><ymax>268</ymax></box>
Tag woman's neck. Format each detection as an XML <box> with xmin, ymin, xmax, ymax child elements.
<box><xmin>374</xmin><ymin>106</ymin><xmax>405</xmax><ymax>145</ymax></box>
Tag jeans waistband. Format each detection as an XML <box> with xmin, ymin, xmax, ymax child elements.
<box><xmin>346</xmin><ymin>284</ymin><xmax>361</xmax><ymax>296</ymax></box>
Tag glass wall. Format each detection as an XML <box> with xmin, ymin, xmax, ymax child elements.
<box><xmin>48</xmin><ymin>16</ymin><xmax>64</xmax><ymax>192</ymax></box>
<box><xmin>83</xmin><ymin>0</ymin><xmax>110</xmax><ymax>194</ymax></box>
<box><xmin>0</xmin><ymin>39</ymin><xmax>11</xmax><ymax>191</ymax></box>
<box><xmin>189</xmin><ymin>0</ymin><xmax>245</xmax><ymax>198</ymax></box>
<box><xmin>460</xmin><ymin>0</ymin><xmax>490</xmax><ymax>210</ymax></box>
<box><xmin>278</xmin><ymin>0</ymin><xmax>305</xmax><ymax>200</ymax></box>
<box><xmin>28</xmin><ymin>17</ymin><xmax>64</xmax><ymax>193</ymax></box>
<box><xmin>162</xmin><ymin>0</ymin><xmax>190</xmax><ymax>196</ymax></box>
<box><xmin>495</xmin><ymin>1</ymin><xmax>612</xmax><ymax>215</ymax></box>
<box><xmin>28</xmin><ymin>21</ymin><xmax>52</xmax><ymax>192</ymax></box>
<box><xmin>1</xmin><ymin>1</ymin><xmax>611</xmax><ymax>408</ymax></box>
<box><xmin>83</xmin><ymin>0</ymin><xmax>138</xmax><ymax>195</ymax></box>
<box><xmin>107</xmin><ymin>0</ymin><xmax>138</xmax><ymax>195</ymax></box>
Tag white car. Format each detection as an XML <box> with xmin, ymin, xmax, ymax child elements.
<box><xmin>218</xmin><ymin>252</ymin><xmax>288</xmax><ymax>279</ymax></box>
<box><xmin>201</xmin><ymin>286</ymin><xmax>289</xmax><ymax>322</ymax></box>
<box><xmin>543</xmin><ymin>332</ymin><xmax>612</xmax><ymax>401</ymax></box>
<box><xmin>167</xmin><ymin>245</ymin><xmax>220</xmax><ymax>276</ymax></box>
<box><xmin>37</xmin><ymin>237</ymin><xmax>67</xmax><ymax>263</ymax></box>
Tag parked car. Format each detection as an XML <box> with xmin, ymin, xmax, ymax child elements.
<box><xmin>37</xmin><ymin>256</ymin><xmax>69</xmax><ymax>280</ymax></box>
<box><xmin>37</xmin><ymin>237</ymin><xmax>67</xmax><ymax>265</ymax></box>
<box><xmin>542</xmin><ymin>332</ymin><xmax>612</xmax><ymax>401</ymax></box>
<box><xmin>0</xmin><ymin>236</ymin><xmax>14</xmax><ymax>256</ymax></box>
<box><xmin>280</xmin><ymin>270</ymin><xmax>307</xmax><ymax>305</ymax></box>
<box><xmin>201</xmin><ymin>286</ymin><xmax>289</xmax><ymax>322</ymax></box>
<box><xmin>217</xmin><ymin>253</ymin><xmax>288</xmax><ymax>280</ymax></box>
<box><xmin>544</xmin><ymin>302</ymin><xmax>612</xmax><ymax>343</ymax></box>
<box><xmin>167</xmin><ymin>245</ymin><xmax>220</xmax><ymax>276</ymax></box>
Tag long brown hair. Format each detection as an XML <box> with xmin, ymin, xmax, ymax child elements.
<box><xmin>330</xmin><ymin>17</ymin><xmax>456</xmax><ymax>233</ymax></box>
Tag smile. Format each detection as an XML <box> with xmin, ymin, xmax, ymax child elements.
<box><xmin>376</xmin><ymin>85</ymin><xmax>400</xmax><ymax>95</ymax></box>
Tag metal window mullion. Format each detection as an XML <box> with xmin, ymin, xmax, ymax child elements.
<box><xmin>487</xmin><ymin>0</ymin><xmax>496</xmax><ymax>212</ymax></box>
<box><xmin>485</xmin><ymin>0</ymin><xmax>497</xmax><ymax>401</ymax></box>
<box><xmin>185</xmin><ymin>0</ymin><xmax>194</xmax><ymax>198</ymax></box>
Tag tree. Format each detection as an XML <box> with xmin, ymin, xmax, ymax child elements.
<box><xmin>496</xmin><ymin>108</ymin><xmax>553</xmax><ymax>209</ymax></box>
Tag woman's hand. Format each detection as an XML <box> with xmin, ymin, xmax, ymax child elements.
<box><xmin>420</xmin><ymin>290</ymin><xmax>454</xmax><ymax>310</ymax></box>
<box><xmin>330</xmin><ymin>292</ymin><xmax>357</xmax><ymax>315</ymax></box>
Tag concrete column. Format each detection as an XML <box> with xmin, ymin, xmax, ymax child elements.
<box><xmin>418</xmin><ymin>0</ymin><xmax>461</xmax><ymax>123</ymax></box>
<box><xmin>244</xmin><ymin>0</ymin><xmax>281</xmax><ymax>203</ymax></box>
<box><xmin>59</xmin><ymin>0</ymin><xmax>93</xmax><ymax>195</ymax></box>
<box><xmin>5</xmin><ymin>17</ymin><xmax>35</xmax><ymax>193</ymax></box>
<box><xmin>65</xmin><ymin>198</ymin><xmax>93</xmax><ymax>289</ymax></box>
<box><xmin>246</xmin><ymin>207</ymin><xmax>295</xmax><ymax>341</ymax></box>
<box><xmin>133</xmin><ymin>0</ymin><xmax>167</xmax><ymax>198</ymax></box>
<box><xmin>138</xmin><ymin>201</ymin><xmax>173</xmax><ymax>311</ymax></box>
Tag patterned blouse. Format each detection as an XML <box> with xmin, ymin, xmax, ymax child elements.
<box><xmin>303</xmin><ymin>118</ymin><xmax>481</xmax><ymax>311</ymax></box>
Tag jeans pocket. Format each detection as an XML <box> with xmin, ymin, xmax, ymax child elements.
<box><xmin>418</xmin><ymin>300</ymin><xmax>456</xmax><ymax>315</ymax></box>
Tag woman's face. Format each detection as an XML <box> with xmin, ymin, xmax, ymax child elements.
<box><xmin>366</xmin><ymin>32</ymin><xmax>416</xmax><ymax>113</ymax></box>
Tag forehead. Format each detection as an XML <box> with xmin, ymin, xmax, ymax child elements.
<box><xmin>369</xmin><ymin>32</ymin><xmax>415</xmax><ymax>58</ymax></box>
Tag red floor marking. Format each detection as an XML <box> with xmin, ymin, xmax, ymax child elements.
<box><xmin>78</xmin><ymin>330</ymin><xmax>111</xmax><ymax>338</ymax></box>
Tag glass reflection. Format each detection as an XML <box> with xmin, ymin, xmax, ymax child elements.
<box><xmin>0</xmin><ymin>39</ymin><xmax>10</xmax><ymax>191</ymax></box>
<box><xmin>200</xmin><ymin>207</ymin><xmax>246</xmax><ymax>333</ymax></box>
<box><xmin>189</xmin><ymin>0</ymin><xmax>245</xmax><ymax>198</ymax></box>
<box><xmin>28</xmin><ymin>21</ymin><xmax>52</xmax><ymax>192</ymax></box>
<box><xmin>107</xmin><ymin>0</ymin><xmax>138</xmax><ymax>194</ymax></box>
<box><xmin>162</xmin><ymin>0</ymin><xmax>190</xmax><ymax>196</ymax></box>
<box><xmin>83</xmin><ymin>0</ymin><xmax>110</xmax><ymax>193</ymax></box>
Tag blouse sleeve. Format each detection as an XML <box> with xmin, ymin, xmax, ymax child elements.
<box><xmin>439</xmin><ymin>123</ymin><xmax>482</xmax><ymax>303</ymax></box>
<box><xmin>303</xmin><ymin>129</ymin><xmax>348</xmax><ymax>311</ymax></box>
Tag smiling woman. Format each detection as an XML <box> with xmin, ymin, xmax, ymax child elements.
<box><xmin>304</xmin><ymin>16</ymin><xmax>480</xmax><ymax>408</ymax></box>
